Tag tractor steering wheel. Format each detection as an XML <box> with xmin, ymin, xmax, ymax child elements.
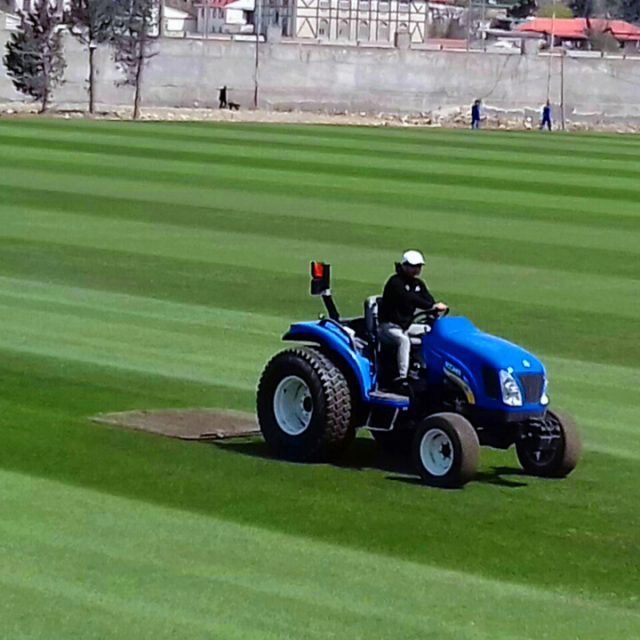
<box><xmin>413</xmin><ymin>306</ymin><xmax>449</xmax><ymax>325</ymax></box>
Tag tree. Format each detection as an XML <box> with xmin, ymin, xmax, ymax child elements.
<box><xmin>569</xmin><ymin>0</ymin><xmax>593</xmax><ymax>17</ymax></box>
<box><xmin>569</xmin><ymin>0</ymin><xmax>623</xmax><ymax>18</ymax></box>
<box><xmin>112</xmin><ymin>0</ymin><xmax>158</xmax><ymax>120</ymax></box>
<box><xmin>3</xmin><ymin>1</ymin><xmax>66</xmax><ymax>113</ymax></box>
<box><xmin>614</xmin><ymin>0</ymin><xmax>640</xmax><ymax>22</ymax></box>
<box><xmin>537</xmin><ymin>3</ymin><xmax>574</xmax><ymax>17</ymax></box>
<box><xmin>507</xmin><ymin>0</ymin><xmax>538</xmax><ymax>19</ymax></box>
<box><xmin>66</xmin><ymin>0</ymin><xmax>115</xmax><ymax>114</ymax></box>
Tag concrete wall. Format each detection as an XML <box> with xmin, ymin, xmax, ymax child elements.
<box><xmin>2</xmin><ymin>30</ymin><xmax>640</xmax><ymax>120</ymax></box>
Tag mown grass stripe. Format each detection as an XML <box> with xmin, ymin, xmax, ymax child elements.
<box><xmin>4</xmin><ymin>120</ymin><xmax>640</xmax><ymax>184</ymax></box>
<box><xmin>13</xmin><ymin>200</ymin><xmax>640</xmax><ymax>284</ymax></box>
<box><xmin>6</xmin><ymin>120</ymin><xmax>640</xmax><ymax>183</ymax></box>
<box><xmin>2</xmin><ymin>469</ymin><xmax>639</xmax><ymax>640</ymax></box>
<box><xmin>6</xmin><ymin>117</ymin><xmax>640</xmax><ymax>169</ymax></box>
<box><xmin>0</xmin><ymin>120</ymin><xmax>638</xmax><ymax>640</ymax></box>
<box><xmin>0</xmin><ymin>233</ymin><xmax>636</xmax><ymax>371</ymax></box>
<box><xmin>1</xmin><ymin>186</ymin><xmax>640</xmax><ymax>256</ymax></box>
<box><xmin>4</xmin><ymin>133</ymin><xmax>640</xmax><ymax>199</ymax></box>
<box><xmin>11</xmin><ymin>116</ymin><xmax>640</xmax><ymax>156</ymax></box>
<box><xmin>1</xmin><ymin>154</ymin><xmax>640</xmax><ymax>225</ymax></box>
<box><xmin>1</xmin><ymin>206</ymin><xmax>637</xmax><ymax>307</ymax></box>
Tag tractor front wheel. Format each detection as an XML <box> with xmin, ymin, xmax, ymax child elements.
<box><xmin>412</xmin><ymin>413</ymin><xmax>480</xmax><ymax>488</ymax></box>
<box><xmin>257</xmin><ymin>347</ymin><xmax>353</xmax><ymax>462</ymax></box>
<box><xmin>516</xmin><ymin>410</ymin><xmax>581</xmax><ymax>478</ymax></box>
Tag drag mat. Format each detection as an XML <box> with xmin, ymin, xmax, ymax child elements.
<box><xmin>91</xmin><ymin>409</ymin><xmax>260</xmax><ymax>441</ymax></box>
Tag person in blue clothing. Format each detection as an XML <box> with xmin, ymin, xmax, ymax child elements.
<box><xmin>540</xmin><ymin>100</ymin><xmax>552</xmax><ymax>130</ymax></box>
<box><xmin>471</xmin><ymin>99</ymin><xmax>481</xmax><ymax>129</ymax></box>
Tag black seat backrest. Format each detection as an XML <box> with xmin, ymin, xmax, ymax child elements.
<box><xmin>364</xmin><ymin>296</ymin><xmax>382</xmax><ymax>339</ymax></box>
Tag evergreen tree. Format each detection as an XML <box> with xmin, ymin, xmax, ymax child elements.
<box><xmin>615</xmin><ymin>0</ymin><xmax>640</xmax><ymax>22</ymax></box>
<box><xmin>507</xmin><ymin>0</ymin><xmax>537</xmax><ymax>19</ymax></box>
<box><xmin>112</xmin><ymin>0</ymin><xmax>158</xmax><ymax>120</ymax></box>
<box><xmin>569</xmin><ymin>0</ymin><xmax>592</xmax><ymax>17</ymax></box>
<box><xmin>66</xmin><ymin>0</ymin><xmax>115</xmax><ymax>114</ymax></box>
<box><xmin>537</xmin><ymin>3</ymin><xmax>574</xmax><ymax>17</ymax></box>
<box><xmin>3</xmin><ymin>1</ymin><xmax>66</xmax><ymax>113</ymax></box>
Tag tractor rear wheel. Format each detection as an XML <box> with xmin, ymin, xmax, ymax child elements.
<box><xmin>516</xmin><ymin>410</ymin><xmax>581</xmax><ymax>478</ymax></box>
<box><xmin>257</xmin><ymin>347</ymin><xmax>353</xmax><ymax>461</ymax></box>
<box><xmin>412</xmin><ymin>413</ymin><xmax>480</xmax><ymax>488</ymax></box>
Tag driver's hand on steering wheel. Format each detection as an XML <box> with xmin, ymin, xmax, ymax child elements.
<box><xmin>435</xmin><ymin>302</ymin><xmax>449</xmax><ymax>315</ymax></box>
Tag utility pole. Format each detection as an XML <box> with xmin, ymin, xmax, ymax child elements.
<box><xmin>158</xmin><ymin>0</ymin><xmax>165</xmax><ymax>37</ymax></box>
<box><xmin>560</xmin><ymin>48</ymin><xmax>565</xmax><ymax>130</ymax></box>
<box><xmin>466</xmin><ymin>0</ymin><xmax>471</xmax><ymax>51</ymax></box>
<box><xmin>254</xmin><ymin>0</ymin><xmax>262</xmax><ymax>108</ymax></box>
<box><xmin>546</xmin><ymin>0</ymin><xmax>556</xmax><ymax>101</ymax></box>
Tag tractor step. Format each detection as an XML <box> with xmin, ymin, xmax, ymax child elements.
<box><xmin>369</xmin><ymin>390</ymin><xmax>410</xmax><ymax>408</ymax></box>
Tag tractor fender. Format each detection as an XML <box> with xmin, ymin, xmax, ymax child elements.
<box><xmin>283</xmin><ymin>322</ymin><xmax>372</xmax><ymax>402</ymax></box>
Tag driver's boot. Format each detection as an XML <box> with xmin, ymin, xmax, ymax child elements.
<box><xmin>392</xmin><ymin>376</ymin><xmax>410</xmax><ymax>395</ymax></box>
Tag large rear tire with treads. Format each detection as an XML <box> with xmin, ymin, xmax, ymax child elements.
<box><xmin>257</xmin><ymin>347</ymin><xmax>353</xmax><ymax>461</ymax></box>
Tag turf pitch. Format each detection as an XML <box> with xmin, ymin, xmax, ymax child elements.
<box><xmin>0</xmin><ymin>119</ymin><xmax>638</xmax><ymax>639</ymax></box>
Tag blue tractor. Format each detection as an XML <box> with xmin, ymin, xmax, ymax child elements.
<box><xmin>256</xmin><ymin>263</ymin><xmax>581</xmax><ymax>488</ymax></box>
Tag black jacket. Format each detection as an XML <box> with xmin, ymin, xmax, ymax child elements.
<box><xmin>378</xmin><ymin>264</ymin><xmax>435</xmax><ymax>330</ymax></box>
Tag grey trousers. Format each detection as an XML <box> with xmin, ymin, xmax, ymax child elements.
<box><xmin>378</xmin><ymin>322</ymin><xmax>426</xmax><ymax>378</ymax></box>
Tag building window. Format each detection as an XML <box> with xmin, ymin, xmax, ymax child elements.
<box><xmin>318</xmin><ymin>18</ymin><xmax>330</xmax><ymax>37</ymax></box>
<box><xmin>378</xmin><ymin>0</ymin><xmax>389</xmax><ymax>11</ymax></box>
<box><xmin>398</xmin><ymin>0</ymin><xmax>409</xmax><ymax>11</ymax></box>
<box><xmin>358</xmin><ymin>19</ymin><xmax>369</xmax><ymax>40</ymax></box>
<box><xmin>378</xmin><ymin>20</ymin><xmax>389</xmax><ymax>40</ymax></box>
<box><xmin>338</xmin><ymin>19</ymin><xmax>350</xmax><ymax>39</ymax></box>
<box><xmin>319</xmin><ymin>0</ymin><xmax>331</xmax><ymax>8</ymax></box>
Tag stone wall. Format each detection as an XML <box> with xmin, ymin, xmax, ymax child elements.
<box><xmin>2</xmin><ymin>30</ymin><xmax>640</xmax><ymax>121</ymax></box>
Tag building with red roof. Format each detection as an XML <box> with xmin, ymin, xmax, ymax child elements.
<box><xmin>516</xmin><ymin>17</ymin><xmax>640</xmax><ymax>45</ymax></box>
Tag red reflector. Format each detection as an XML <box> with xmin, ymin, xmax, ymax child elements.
<box><xmin>312</xmin><ymin>262</ymin><xmax>325</xmax><ymax>279</ymax></box>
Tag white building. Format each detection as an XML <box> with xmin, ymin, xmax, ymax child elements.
<box><xmin>163</xmin><ymin>5</ymin><xmax>197</xmax><ymax>32</ymax></box>
<box><xmin>292</xmin><ymin>0</ymin><xmax>465</xmax><ymax>44</ymax></box>
<box><xmin>0</xmin><ymin>9</ymin><xmax>19</xmax><ymax>29</ymax></box>
<box><xmin>195</xmin><ymin>0</ymin><xmax>255</xmax><ymax>35</ymax></box>
<box><xmin>4</xmin><ymin>0</ymin><xmax>67</xmax><ymax>12</ymax></box>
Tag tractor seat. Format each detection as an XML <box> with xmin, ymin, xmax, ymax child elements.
<box><xmin>364</xmin><ymin>295</ymin><xmax>382</xmax><ymax>339</ymax></box>
<box><xmin>365</xmin><ymin>295</ymin><xmax>425</xmax><ymax>346</ymax></box>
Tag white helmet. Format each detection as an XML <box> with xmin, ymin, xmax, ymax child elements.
<box><xmin>401</xmin><ymin>250</ymin><xmax>425</xmax><ymax>266</ymax></box>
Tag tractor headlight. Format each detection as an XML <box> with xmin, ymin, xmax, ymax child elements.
<box><xmin>540</xmin><ymin>377</ymin><xmax>549</xmax><ymax>405</ymax></box>
<box><xmin>499</xmin><ymin>369</ymin><xmax>523</xmax><ymax>407</ymax></box>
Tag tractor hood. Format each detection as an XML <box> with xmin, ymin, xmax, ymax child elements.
<box><xmin>428</xmin><ymin>317</ymin><xmax>544</xmax><ymax>374</ymax></box>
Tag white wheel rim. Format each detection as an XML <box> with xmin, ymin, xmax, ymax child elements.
<box><xmin>273</xmin><ymin>375</ymin><xmax>313</xmax><ymax>436</ymax></box>
<box><xmin>420</xmin><ymin>428</ymin><xmax>454</xmax><ymax>477</ymax></box>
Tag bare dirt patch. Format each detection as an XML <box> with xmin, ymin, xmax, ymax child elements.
<box><xmin>5</xmin><ymin>103</ymin><xmax>640</xmax><ymax>133</ymax></box>
<box><xmin>91</xmin><ymin>408</ymin><xmax>260</xmax><ymax>441</ymax></box>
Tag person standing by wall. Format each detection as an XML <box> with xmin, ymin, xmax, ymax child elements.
<box><xmin>540</xmin><ymin>100</ymin><xmax>552</xmax><ymax>131</ymax></box>
<box><xmin>218</xmin><ymin>85</ymin><xmax>228</xmax><ymax>109</ymax></box>
<box><xmin>471</xmin><ymin>99</ymin><xmax>481</xmax><ymax>129</ymax></box>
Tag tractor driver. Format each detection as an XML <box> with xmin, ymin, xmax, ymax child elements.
<box><xmin>378</xmin><ymin>250</ymin><xmax>448</xmax><ymax>389</ymax></box>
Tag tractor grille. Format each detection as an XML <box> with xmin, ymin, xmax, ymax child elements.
<box><xmin>518</xmin><ymin>373</ymin><xmax>544</xmax><ymax>403</ymax></box>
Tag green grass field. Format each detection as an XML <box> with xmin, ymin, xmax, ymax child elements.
<box><xmin>0</xmin><ymin>119</ymin><xmax>638</xmax><ymax>639</ymax></box>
